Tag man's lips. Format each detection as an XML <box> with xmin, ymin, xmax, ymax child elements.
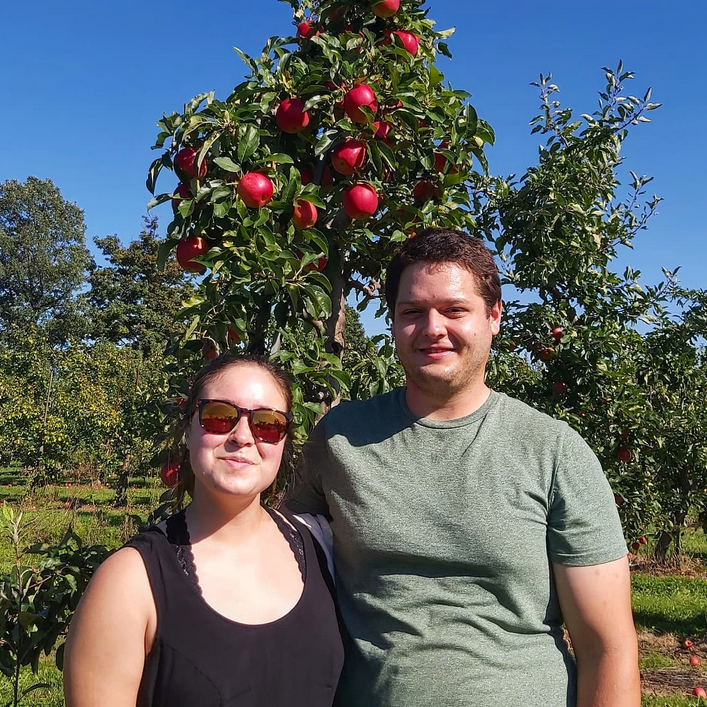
<box><xmin>417</xmin><ymin>346</ymin><xmax>454</xmax><ymax>356</ymax></box>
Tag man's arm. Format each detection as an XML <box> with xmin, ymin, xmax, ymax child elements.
<box><xmin>553</xmin><ymin>556</ymin><xmax>640</xmax><ymax>707</ymax></box>
<box><xmin>282</xmin><ymin>418</ymin><xmax>330</xmax><ymax>515</ymax></box>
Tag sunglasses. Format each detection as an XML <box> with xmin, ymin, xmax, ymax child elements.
<box><xmin>197</xmin><ymin>399</ymin><xmax>292</xmax><ymax>444</ymax></box>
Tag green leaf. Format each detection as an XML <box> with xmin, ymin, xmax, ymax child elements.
<box><xmin>146</xmin><ymin>157</ymin><xmax>164</xmax><ymax>195</ymax></box>
<box><xmin>314</xmin><ymin>131</ymin><xmax>335</xmax><ymax>157</ymax></box>
<box><xmin>183</xmin><ymin>315</ymin><xmax>201</xmax><ymax>343</ymax></box>
<box><xmin>260</xmin><ymin>153</ymin><xmax>295</xmax><ymax>165</ymax></box>
<box><xmin>237</xmin><ymin>125</ymin><xmax>260</xmax><ymax>163</ymax></box>
<box><xmin>213</xmin><ymin>157</ymin><xmax>241</xmax><ymax>173</ymax></box>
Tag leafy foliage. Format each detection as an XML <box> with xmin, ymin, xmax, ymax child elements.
<box><xmin>147</xmin><ymin>0</ymin><xmax>492</xmax><ymax>421</ymax></box>
<box><xmin>86</xmin><ymin>217</ymin><xmax>196</xmax><ymax>357</ymax></box>
<box><xmin>0</xmin><ymin>504</ymin><xmax>108</xmax><ymax>705</ymax></box>
<box><xmin>488</xmin><ymin>66</ymin><xmax>706</xmax><ymax>549</ymax></box>
<box><xmin>0</xmin><ymin>178</ymin><xmax>94</xmax><ymax>346</ymax></box>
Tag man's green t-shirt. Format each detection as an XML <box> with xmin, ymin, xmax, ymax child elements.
<box><xmin>286</xmin><ymin>389</ymin><xmax>627</xmax><ymax>707</ymax></box>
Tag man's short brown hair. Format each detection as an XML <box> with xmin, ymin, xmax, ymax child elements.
<box><xmin>384</xmin><ymin>228</ymin><xmax>501</xmax><ymax>315</ymax></box>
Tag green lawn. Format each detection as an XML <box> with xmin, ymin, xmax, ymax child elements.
<box><xmin>633</xmin><ymin>573</ymin><xmax>707</xmax><ymax>637</ymax></box>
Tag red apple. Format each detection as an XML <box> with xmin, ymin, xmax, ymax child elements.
<box><xmin>413</xmin><ymin>180</ymin><xmax>439</xmax><ymax>203</ymax></box>
<box><xmin>384</xmin><ymin>30</ymin><xmax>420</xmax><ymax>55</ymax></box>
<box><xmin>160</xmin><ymin>460</ymin><xmax>180</xmax><ymax>488</ymax></box>
<box><xmin>332</xmin><ymin>139</ymin><xmax>367</xmax><ymax>175</ymax></box>
<box><xmin>300</xmin><ymin>166</ymin><xmax>315</xmax><ymax>184</ymax></box>
<box><xmin>692</xmin><ymin>687</ymin><xmax>706</xmax><ymax>698</ymax></box>
<box><xmin>237</xmin><ymin>172</ymin><xmax>274</xmax><ymax>208</ymax></box>
<box><xmin>276</xmin><ymin>97</ymin><xmax>311</xmax><ymax>134</ymax></box>
<box><xmin>297</xmin><ymin>21</ymin><xmax>319</xmax><ymax>39</ymax></box>
<box><xmin>552</xmin><ymin>326</ymin><xmax>564</xmax><ymax>342</ymax></box>
<box><xmin>373</xmin><ymin>120</ymin><xmax>392</xmax><ymax>140</ymax></box>
<box><xmin>616</xmin><ymin>447</ymin><xmax>633</xmax><ymax>463</ymax></box>
<box><xmin>631</xmin><ymin>541</ymin><xmax>641</xmax><ymax>552</ymax></box>
<box><xmin>176</xmin><ymin>235</ymin><xmax>209</xmax><ymax>273</ymax></box>
<box><xmin>296</xmin><ymin>250</ymin><xmax>327</xmax><ymax>273</ymax></box>
<box><xmin>372</xmin><ymin>0</ymin><xmax>400</xmax><ymax>18</ymax></box>
<box><xmin>171</xmin><ymin>183</ymin><xmax>193</xmax><ymax>212</ymax></box>
<box><xmin>639</xmin><ymin>535</ymin><xmax>647</xmax><ymax>545</ymax></box>
<box><xmin>691</xmin><ymin>656</ymin><xmax>701</xmax><ymax>666</ymax></box>
<box><xmin>174</xmin><ymin>147</ymin><xmax>207</xmax><ymax>180</ymax></box>
<box><xmin>292</xmin><ymin>199</ymin><xmax>318</xmax><ymax>229</ymax></box>
<box><xmin>433</xmin><ymin>150</ymin><xmax>459</xmax><ymax>175</ymax></box>
<box><xmin>538</xmin><ymin>347</ymin><xmax>556</xmax><ymax>362</ymax></box>
<box><xmin>202</xmin><ymin>340</ymin><xmax>217</xmax><ymax>361</ymax></box>
<box><xmin>343</xmin><ymin>183</ymin><xmax>379</xmax><ymax>219</ymax></box>
<box><xmin>553</xmin><ymin>381</ymin><xmax>568</xmax><ymax>395</ymax></box>
<box><xmin>344</xmin><ymin>84</ymin><xmax>378</xmax><ymax>123</ymax></box>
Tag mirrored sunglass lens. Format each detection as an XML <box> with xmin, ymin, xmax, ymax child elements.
<box><xmin>250</xmin><ymin>411</ymin><xmax>288</xmax><ymax>442</ymax></box>
<box><xmin>201</xmin><ymin>402</ymin><xmax>239</xmax><ymax>433</ymax></box>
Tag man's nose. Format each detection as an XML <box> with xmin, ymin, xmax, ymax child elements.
<box><xmin>421</xmin><ymin>310</ymin><xmax>445</xmax><ymax>337</ymax></box>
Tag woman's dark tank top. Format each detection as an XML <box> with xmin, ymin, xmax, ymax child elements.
<box><xmin>125</xmin><ymin>507</ymin><xmax>344</xmax><ymax>707</ymax></box>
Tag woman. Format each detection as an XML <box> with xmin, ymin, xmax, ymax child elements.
<box><xmin>64</xmin><ymin>354</ymin><xmax>343</xmax><ymax>707</ymax></box>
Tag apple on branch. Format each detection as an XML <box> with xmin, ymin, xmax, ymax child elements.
<box><xmin>276</xmin><ymin>98</ymin><xmax>311</xmax><ymax>134</ymax></box>
<box><xmin>343</xmin><ymin>183</ymin><xmax>379</xmax><ymax>220</ymax></box>
<box><xmin>237</xmin><ymin>173</ymin><xmax>274</xmax><ymax>208</ymax></box>
<box><xmin>176</xmin><ymin>235</ymin><xmax>209</xmax><ymax>273</ymax></box>
<box><xmin>174</xmin><ymin>147</ymin><xmax>208</xmax><ymax>181</ymax></box>
<box><xmin>344</xmin><ymin>84</ymin><xmax>378</xmax><ymax>123</ymax></box>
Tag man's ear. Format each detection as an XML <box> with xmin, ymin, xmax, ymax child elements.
<box><xmin>489</xmin><ymin>300</ymin><xmax>503</xmax><ymax>336</ymax></box>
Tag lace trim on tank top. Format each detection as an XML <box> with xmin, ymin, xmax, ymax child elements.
<box><xmin>164</xmin><ymin>508</ymin><xmax>306</xmax><ymax>596</ymax></box>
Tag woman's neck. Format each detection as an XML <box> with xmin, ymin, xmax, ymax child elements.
<box><xmin>184</xmin><ymin>490</ymin><xmax>269</xmax><ymax>546</ymax></box>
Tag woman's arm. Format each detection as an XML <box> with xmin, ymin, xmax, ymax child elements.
<box><xmin>63</xmin><ymin>547</ymin><xmax>157</xmax><ymax>707</ymax></box>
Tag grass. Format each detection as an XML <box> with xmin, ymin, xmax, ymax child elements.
<box><xmin>632</xmin><ymin>573</ymin><xmax>707</xmax><ymax>637</ymax></box>
<box><xmin>0</xmin><ymin>659</ymin><xmax>64</xmax><ymax>707</ymax></box>
<box><xmin>0</xmin><ymin>470</ymin><xmax>163</xmax><ymax>574</ymax></box>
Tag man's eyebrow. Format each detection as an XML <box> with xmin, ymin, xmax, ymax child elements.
<box><xmin>395</xmin><ymin>297</ymin><xmax>470</xmax><ymax>307</ymax></box>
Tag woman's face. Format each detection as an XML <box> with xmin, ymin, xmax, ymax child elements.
<box><xmin>186</xmin><ymin>363</ymin><xmax>289</xmax><ymax>501</ymax></box>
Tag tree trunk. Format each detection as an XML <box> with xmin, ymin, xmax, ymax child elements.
<box><xmin>112</xmin><ymin>450</ymin><xmax>132</xmax><ymax>508</ymax></box>
<box><xmin>322</xmin><ymin>247</ymin><xmax>347</xmax><ymax>412</ymax></box>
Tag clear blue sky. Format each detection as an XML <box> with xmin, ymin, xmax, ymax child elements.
<box><xmin>3</xmin><ymin>0</ymin><xmax>705</xmax><ymax>334</ymax></box>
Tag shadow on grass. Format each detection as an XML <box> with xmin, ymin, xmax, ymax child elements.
<box><xmin>75</xmin><ymin>509</ymin><xmax>139</xmax><ymax>529</ymax></box>
<box><xmin>633</xmin><ymin>609</ymin><xmax>707</xmax><ymax>637</ymax></box>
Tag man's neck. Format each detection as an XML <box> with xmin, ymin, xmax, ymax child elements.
<box><xmin>405</xmin><ymin>382</ymin><xmax>492</xmax><ymax>421</ymax></box>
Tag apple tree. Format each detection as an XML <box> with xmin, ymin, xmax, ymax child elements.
<box><xmin>486</xmin><ymin>65</ymin><xmax>668</xmax><ymax>544</ymax></box>
<box><xmin>146</xmin><ymin>0</ymin><xmax>493</xmax><ymax>433</ymax></box>
<box><xmin>634</xmin><ymin>285</ymin><xmax>707</xmax><ymax>562</ymax></box>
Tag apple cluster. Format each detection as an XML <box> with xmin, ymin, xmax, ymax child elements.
<box><xmin>168</xmin><ymin>0</ymin><xmax>429</xmax><ymax>277</ymax></box>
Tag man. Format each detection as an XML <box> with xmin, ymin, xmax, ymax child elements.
<box><xmin>286</xmin><ymin>228</ymin><xmax>640</xmax><ymax>707</ymax></box>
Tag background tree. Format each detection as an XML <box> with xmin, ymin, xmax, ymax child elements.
<box><xmin>86</xmin><ymin>216</ymin><xmax>196</xmax><ymax>357</ymax></box>
<box><xmin>637</xmin><ymin>285</ymin><xmax>707</xmax><ymax>562</ymax></box>
<box><xmin>487</xmin><ymin>66</ymin><xmax>707</xmax><ymax>550</ymax></box>
<box><xmin>0</xmin><ymin>177</ymin><xmax>94</xmax><ymax>346</ymax></box>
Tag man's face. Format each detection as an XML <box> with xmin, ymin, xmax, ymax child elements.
<box><xmin>392</xmin><ymin>261</ymin><xmax>502</xmax><ymax>401</ymax></box>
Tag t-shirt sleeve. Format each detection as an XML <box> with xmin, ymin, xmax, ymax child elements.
<box><xmin>547</xmin><ymin>425</ymin><xmax>628</xmax><ymax>566</ymax></box>
<box><xmin>283</xmin><ymin>419</ymin><xmax>331</xmax><ymax>517</ymax></box>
